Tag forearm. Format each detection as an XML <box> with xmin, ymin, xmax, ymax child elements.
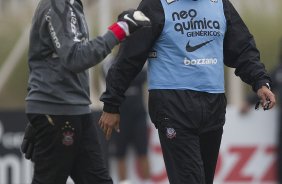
<box><xmin>61</xmin><ymin>31</ymin><xmax>119</xmax><ymax>73</ymax></box>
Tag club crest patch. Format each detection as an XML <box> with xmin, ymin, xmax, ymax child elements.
<box><xmin>62</xmin><ymin>121</ymin><xmax>75</xmax><ymax>146</ymax></box>
<box><xmin>166</xmin><ymin>128</ymin><xmax>176</xmax><ymax>139</ymax></box>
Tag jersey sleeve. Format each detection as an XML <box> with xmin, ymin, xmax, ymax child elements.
<box><xmin>45</xmin><ymin>0</ymin><xmax>119</xmax><ymax>73</ymax></box>
<box><xmin>223</xmin><ymin>0</ymin><xmax>271</xmax><ymax>92</ymax></box>
<box><xmin>100</xmin><ymin>0</ymin><xmax>164</xmax><ymax>113</ymax></box>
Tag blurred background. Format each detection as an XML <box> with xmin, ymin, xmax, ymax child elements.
<box><xmin>0</xmin><ymin>0</ymin><xmax>281</xmax><ymax>184</ymax></box>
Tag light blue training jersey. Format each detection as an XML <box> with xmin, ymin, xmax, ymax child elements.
<box><xmin>148</xmin><ymin>0</ymin><xmax>227</xmax><ymax>93</ymax></box>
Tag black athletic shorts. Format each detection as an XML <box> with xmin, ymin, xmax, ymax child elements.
<box><xmin>110</xmin><ymin>96</ymin><xmax>148</xmax><ymax>158</ymax></box>
<box><xmin>27</xmin><ymin>113</ymin><xmax>113</xmax><ymax>184</ymax></box>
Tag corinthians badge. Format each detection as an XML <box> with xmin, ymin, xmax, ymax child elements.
<box><xmin>62</xmin><ymin>121</ymin><xmax>75</xmax><ymax>146</ymax></box>
<box><xmin>166</xmin><ymin>128</ymin><xmax>176</xmax><ymax>139</ymax></box>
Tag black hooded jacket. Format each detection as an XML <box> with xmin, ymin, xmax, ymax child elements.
<box><xmin>26</xmin><ymin>0</ymin><xmax>119</xmax><ymax>115</ymax></box>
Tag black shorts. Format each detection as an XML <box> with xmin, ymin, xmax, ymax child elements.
<box><xmin>27</xmin><ymin>113</ymin><xmax>113</xmax><ymax>184</ymax></box>
<box><xmin>148</xmin><ymin>89</ymin><xmax>226</xmax><ymax>184</ymax></box>
<box><xmin>110</xmin><ymin>97</ymin><xmax>148</xmax><ymax>159</ymax></box>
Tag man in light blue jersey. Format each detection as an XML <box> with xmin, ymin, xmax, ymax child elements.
<box><xmin>99</xmin><ymin>0</ymin><xmax>276</xmax><ymax>183</ymax></box>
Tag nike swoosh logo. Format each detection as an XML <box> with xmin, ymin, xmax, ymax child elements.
<box><xmin>186</xmin><ymin>39</ymin><xmax>214</xmax><ymax>52</ymax></box>
<box><xmin>124</xmin><ymin>14</ymin><xmax>137</xmax><ymax>26</ymax></box>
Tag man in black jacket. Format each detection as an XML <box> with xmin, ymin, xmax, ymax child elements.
<box><xmin>99</xmin><ymin>0</ymin><xmax>276</xmax><ymax>184</ymax></box>
<box><xmin>21</xmin><ymin>0</ymin><xmax>150</xmax><ymax>183</ymax></box>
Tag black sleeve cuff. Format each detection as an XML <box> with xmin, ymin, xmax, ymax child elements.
<box><xmin>103</xmin><ymin>103</ymin><xmax>120</xmax><ymax>113</ymax></box>
<box><xmin>252</xmin><ymin>80</ymin><xmax>271</xmax><ymax>92</ymax></box>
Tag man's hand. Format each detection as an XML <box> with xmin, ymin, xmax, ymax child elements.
<box><xmin>99</xmin><ymin>111</ymin><xmax>120</xmax><ymax>140</ymax></box>
<box><xmin>118</xmin><ymin>9</ymin><xmax>151</xmax><ymax>34</ymax></box>
<box><xmin>256</xmin><ymin>86</ymin><xmax>276</xmax><ymax>110</ymax></box>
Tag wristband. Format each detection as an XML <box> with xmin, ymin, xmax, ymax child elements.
<box><xmin>108</xmin><ymin>22</ymin><xmax>128</xmax><ymax>41</ymax></box>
